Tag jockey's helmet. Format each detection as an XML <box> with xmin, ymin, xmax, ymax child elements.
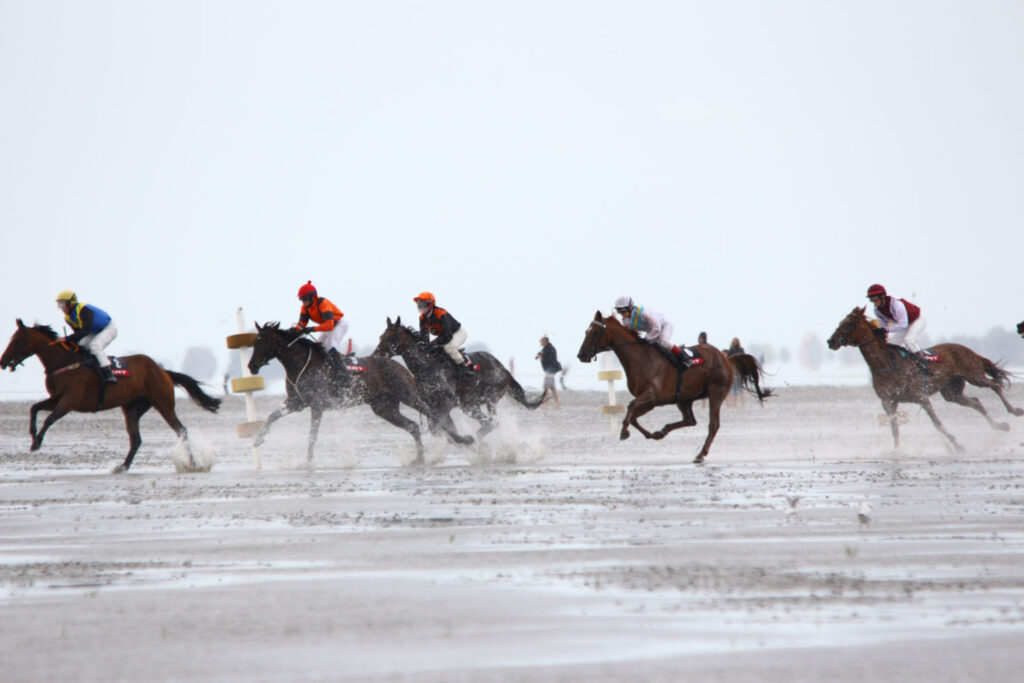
<box><xmin>614</xmin><ymin>295</ymin><xmax>634</xmax><ymax>313</ymax></box>
<box><xmin>297</xmin><ymin>281</ymin><xmax>317</xmax><ymax>299</ymax></box>
<box><xmin>414</xmin><ymin>291</ymin><xmax>436</xmax><ymax>305</ymax></box>
<box><xmin>866</xmin><ymin>284</ymin><xmax>887</xmax><ymax>299</ymax></box>
<box><xmin>56</xmin><ymin>290</ymin><xmax>77</xmax><ymax>303</ymax></box>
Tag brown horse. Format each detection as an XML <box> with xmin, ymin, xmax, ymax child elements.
<box><xmin>827</xmin><ymin>307</ymin><xmax>1023</xmax><ymax>452</ymax></box>
<box><xmin>577</xmin><ymin>311</ymin><xmax>771</xmax><ymax>463</ymax></box>
<box><xmin>0</xmin><ymin>319</ymin><xmax>221</xmax><ymax>472</ymax></box>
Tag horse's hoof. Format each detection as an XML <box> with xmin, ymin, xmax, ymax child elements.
<box><xmin>29</xmin><ymin>440</ymin><xmax>41</xmax><ymax>452</ymax></box>
<box><xmin>652</xmin><ymin>431</ymin><xmax>665</xmax><ymax>440</ymax></box>
<box><xmin>111</xmin><ymin>464</ymin><xmax>128</xmax><ymax>474</ymax></box>
<box><xmin>1013</xmin><ymin>408</ymin><xmax>1024</xmax><ymax>417</ymax></box>
<box><xmin>693</xmin><ymin>455</ymin><xmax>706</xmax><ymax>465</ymax></box>
<box><xmin>998</xmin><ymin>422</ymin><xmax>1010</xmax><ymax>432</ymax></box>
<box><xmin>619</xmin><ymin>431</ymin><xmax>630</xmax><ymax>441</ymax></box>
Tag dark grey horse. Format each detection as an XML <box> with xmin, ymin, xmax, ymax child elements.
<box><xmin>374</xmin><ymin>317</ymin><xmax>543</xmax><ymax>439</ymax></box>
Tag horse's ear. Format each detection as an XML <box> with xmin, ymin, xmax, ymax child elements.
<box><xmin>395</xmin><ymin>315</ymin><xmax>401</xmax><ymax>326</ymax></box>
<box><xmin>594</xmin><ymin>310</ymin><xmax>603</xmax><ymax>321</ymax></box>
<box><xmin>386</xmin><ymin>316</ymin><xmax>392</xmax><ymax>327</ymax></box>
<box><xmin>16</xmin><ymin>318</ymin><xmax>24</xmax><ymax>328</ymax></box>
<box><xmin>255</xmin><ymin>321</ymin><xmax>262</xmax><ymax>331</ymax></box>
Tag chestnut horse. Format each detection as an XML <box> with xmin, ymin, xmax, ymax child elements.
<box><xmin>577</xmin><ymin>311</ymin><xmax>771</xmax><ymax>463</ymax></box>
<box><xmin>827</xmin><ymin>307</ymin><xmax>1023</xmax><ymax>452</ymax></box>
<box><xmin>0</xmin><ymin>319</ymin><xmax>221</xmax><ymax>472</ymax></box>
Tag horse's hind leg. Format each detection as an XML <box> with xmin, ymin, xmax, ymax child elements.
<box><xmin>693</xmin><ymin>396</ymin><xmax>724</xmax><ymax>464</ymax></box>
<box><xmin>464</xmin><ymin>403</ymin><xmax>496</xmax><ymax>440</ymax></box>
<box><xmin>114</xmin><ymin>398</ymin><xmax>151</xmax><ymax>474</ymax></box>
<box><xmin>305</xmin><ymin>404</ymin><xmax>324</xmax><ymax>463</ymax></box>
<box><xmin>149</xmin><ymin>393</ymin><xmax>195</xmax><ymax>468</ymax></box>
<box><xmin>369</xmin><ymin>396</ymin><xmax>424</xmax><ymax>465</ymax></box>
<box><xmin>940</xmin><ymin>379</ymin><xmax>1010</xmax><ymax>432</ymax></box>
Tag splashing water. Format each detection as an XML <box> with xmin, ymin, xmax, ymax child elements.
<box><xmin>171</xmin><ymin>438</ymin><xmax>214</xmax><ymax>473</ymax></box>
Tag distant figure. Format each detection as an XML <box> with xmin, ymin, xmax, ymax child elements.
<box><xmin>726</xmin><ymin>337</ymin><xmax>746</xmax><ymax>407</ymax></box>
<box><xmin>536</xmin><ymin>336</ymin><xmax>561</xmax><ymax>408</ymax></box>
<box><xmin>698</xmin><ymin>331</ymin><xmax>708</xmax><ymax>345</ymax></box>
<box><xmin>866</xmin><ymin>283</ymin><xmax>929</xmax><ymax>374</ymax></box>
<box><xmin>1017</xmin><ymin>320</ymin><xmax>1024</xmax><ymax>339</ymax></box>
<box><xmin>56</xmin><ymin>290</ymin><xmax>118</xmax><ymax>384</ymax></box>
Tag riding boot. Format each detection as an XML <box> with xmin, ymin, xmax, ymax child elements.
<box><xmin>101</xmin><ymin>366</ymin><xmax>118</xmax><ymax>384</ymax></box>
<box><xmin>460</xmin><ymin>355</ymin><xmax>479</xmax><ymax>373</ymax></box>
<box><xmin>328</xmin><ymin>349</ymin><xmax>344</xmax><ymax>374</ymax></box>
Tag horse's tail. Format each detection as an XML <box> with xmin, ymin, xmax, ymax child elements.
<box><xmin>981</xmin><ymin>357</ymin><xmax>1013</xmax><ymax>390</ymax></box>
<box><xmin>506</xmin><ymin>374</ymin><xmax>545</xmax><ymax>409</ymax></box>
<box><xmin>728</xmin><ymin>353</ymin><xmax>773</xmax><ymax>404</ymax></box>
<box><xmin>166</xmin><ymin>370</ymin><xmax>222</xmax><ymax>413</ymax></box>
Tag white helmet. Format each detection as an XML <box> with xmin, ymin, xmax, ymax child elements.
<box><xmin>614</xmin><ymin>295</ymin><xmax>634</xmax><ymax>311</ymax></box>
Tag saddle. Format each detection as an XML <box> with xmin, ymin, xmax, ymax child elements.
<box><xmin>888</xmin><ymin>345</ymin><xmax>940</xmax><ymax>363</ymax></box>
<box><xmin>73</xmin><ymin>351</ymin><xmax>131</xmax><ymax>379</ymax></box>
<box><xmin>653</xmin><ymin>342</ymin><xmax>704</xmax><ymax>370</ymax></box>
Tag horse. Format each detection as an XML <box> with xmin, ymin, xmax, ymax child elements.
<box><xmin>373</xmin><ymin>317</ymin><xmax>544</xmax><ymax>438</ymax></box>
<box><xmin>576</xmin><ymin>311</ymin><xmax>771</xmax><ymax>464</ymax></box>
<box><xmin>827</xmin><ymin>307</ymin><xmax>1023</xmax><ymax>452</ymax></box>
<box><xmin>246</xmin><ymin>322</ymin><xmax>455</xmax><ymax>465</ymax></box>
<box><xmin>0</xmin><ymin>319</ymin><xmax>221</xmax><ymax>473</ymax></box>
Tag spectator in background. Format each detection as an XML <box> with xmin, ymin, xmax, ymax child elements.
<box><xmin>536</xmin><ymin>336</ymin><xmax>561</xmax><ymax>408</ymax></box>
<box><xmin>698</xmin><ymin>331</ymin><xmax>708</xmax><ymax>345</ymax></box>
<box><xmin>726</xmin><ymin>337</ymin><xmax>746</xmax><ymax>408</ymax></box>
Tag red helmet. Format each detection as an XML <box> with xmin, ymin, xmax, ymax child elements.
<box><xmin>413</xmin><ymin>291</ymin><xmax>435</xmax><ymax>305</ymax></box>
<box><xmin>866</xmin><ymin>284</ymin><xmax>887</xmax><ymax>298</ymax></box>
<box><xmin>298</xmin><ymin>281</ymin><xmax>317</xmax><ymax>299</ymax></box>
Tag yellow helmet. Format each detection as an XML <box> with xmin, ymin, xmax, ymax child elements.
<box><xmin>56</xmin><ymin>290</ymin><xmax>77</xmax><ymax>303</ymax></box>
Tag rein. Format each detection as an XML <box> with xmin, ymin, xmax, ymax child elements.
<box><xmin>586</xmin><ymin>320</ymin><xmax>643</xmax><ymax>351</ymax></box>
<box><xmin>285</xmin><ymin>347</ymin><xmax>314</xmax><ymax>401</ymax></box>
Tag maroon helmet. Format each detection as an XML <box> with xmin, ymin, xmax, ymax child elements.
<box><xmin>866</xmin><ymin>284</ymin><xmax>887</xmax><ymax>298</ymax></box>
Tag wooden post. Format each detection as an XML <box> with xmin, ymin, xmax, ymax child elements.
<box><xmin>225</xmin><ymin>307</ymin><xmax>264</xmax><ymax>470</ymax></box>
<box><xmin>598</xmin><ymin>352</ymin><xmax>625</xmax><ymax>436</ymax></box>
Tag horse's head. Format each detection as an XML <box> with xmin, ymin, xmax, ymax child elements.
<box><xmin>374</xmin><ymin>316</ymin><xmax>418</xmax><ymax>358</ymax></box>
<box><xmin>1</xmin><ymin>319</ymin><xmax>55</xmax><ymax>371</ymax></box>
<box><xmin>577</xmin><ymin>310</ymin><xmax>613</xmax><ymax>363</ymax></box>
<box><xmin>248</xmin><ymin>321</ymin><xmax>294</xmax><ymax>374</ymax></box>
<box><xmin>827</xmin><ymin>307</ymin><xmax>873</xmax><ymax>350</ymax></box>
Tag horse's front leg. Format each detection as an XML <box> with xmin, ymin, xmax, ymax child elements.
<box><xmin>306</xmin><ymin>404</ymin><xmax>324</xmax><ymax>463</ymax></box>
<box><xmin>881</xmin><ymin>399</ymin><xmax>901</xmax><ymax>452</ymax></box>
<box><xmin>29</xmin><ymin>397</ymin><xmax>57</xmax><ymax>439</ymax></box>
<box><xmin>652</xmin><ymin>400</ymin><xmax>698</xmax><ymax>440</ymax></box>
<box><xmin>253</xmin><ymin>398</ymin><xmax>303</xmax><ymax>447</ymax></box>
<box><xmin>32</xmin><ymin>401</ymin><xmax>74</xmax><ymax>451</ymax></box>
<box><xmin>622</xmin><ymin>392</ymin><xmax>657</xmax><ymax>440</ymax></box>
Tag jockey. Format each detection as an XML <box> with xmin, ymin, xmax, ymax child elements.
<box><xmin>614</xmin><ymin>295</ymin><xmax>676</xmax><ymax>352</ymax></box>
<box><xmin>413</xmin><ymin>291</ymin><xmax>477</xmax><ymax>371</ymax></box>
<box><xmin>867</xmin><ymin>284</ymin><xmax>930</xmax><ymax>369</ymax></box>
<box><xmin>56</xmin><ymin>290</ymin><xmax>118</xmax><ymax>384</ymax></box>
<box><xmin>294</xmin><ymin>281</ymin><xmax>348</xmax><ymax>363</ymax></box>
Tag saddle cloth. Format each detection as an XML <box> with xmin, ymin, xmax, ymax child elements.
<box><xmin>891</xmin><ymin>346</ymin><xmax>940</xmax><ymax>363</ymax></box>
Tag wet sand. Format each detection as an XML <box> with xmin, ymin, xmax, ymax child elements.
<box><xmin>2</xmin><ymin>385</ymin><xmax>1023</xmax><ymax>682</ymax></box>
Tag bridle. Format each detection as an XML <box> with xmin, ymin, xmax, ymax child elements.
<box><xmin>585</xmin><ymin>318</ymin><xmax>643</xmax><ymax>351</ymax></box>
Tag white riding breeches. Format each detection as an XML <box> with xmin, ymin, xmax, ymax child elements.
<box><xmin>652</xmin><ymin>322</ymin><xmax>674</xmax><ymax>351</ymax></box>
<box><xmin>888</xmin><ymin>316</ymin><xmax>926</xmax><ymax>353</ymax></box>
<box><xmin>317</xmin><ymin>319</ymin><xmax>349</xmax><ymax>354</ymax></box>
<box><xmin>81</xmin><ymin>322</ymin><xmax>118</xmax><ymax>368</ymax></box>
<box><xmin>442</xmin><ymin>328</ymin><xmax>468</xmax><ymax>364</ymax></box>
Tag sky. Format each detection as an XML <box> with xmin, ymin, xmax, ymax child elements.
<box><xmin>2</xmin><ymin>1</ymin><xmax>1022</xmax><ymax>394</ymax></box>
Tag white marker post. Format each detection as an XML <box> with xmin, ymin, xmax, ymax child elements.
<box><xmin>225</xmin><ymin>307</ymin><xmax>265</xmax><ymax>470</ymax></box>
<box><xmin>598</xmin><ymin>352</ymin><xmax>625</xmax><ymax>436</ymax></box>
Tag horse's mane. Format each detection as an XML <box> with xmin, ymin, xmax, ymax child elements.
<box><xmin>402</xmin><ymin>324</ymin><xmax>427</xmax><ymax>342</ymax></box>
<box><xmin>32</xmin><ymin>323</ymin><xmax>58</xmax><ymax>340</ymax></box>
<box><xmin>260</xmin><ymin>321</ymin><xmax>329</xmax><ymax>359</ymax></box>
<box><xmin>603</xmin><ymin>313</ymin><xmax>640</xmax><ymax>341</ymax></box>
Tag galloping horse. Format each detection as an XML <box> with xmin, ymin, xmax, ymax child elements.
<box><xmin>246</xmin><ymin>322</ymin><xmax>451</xmax><ymax>465</ymax></box>
<box><xmin>374</xmin><ymin>317</ymin><xmax>543</xmax><ymax>438</ymax></box>
<box><xmin>0</xmin><ymin>319</ymin><xmax>221</xmax><ymax>472</ymax></box>
<box><xmin>577</xmin><ymin>311</ymin><xmax>771</xmax><ymax>463</ymax></box>
<box><xmin>828</xmin><ymin>307</ymin><xmax>1023</xmax><ymax>452</ymax></box>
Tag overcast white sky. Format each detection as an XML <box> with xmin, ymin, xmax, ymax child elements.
<box><xmin>2</xmin><ymin>1</ymin><xmax>1022</xmax><ymax>392</ymax></box>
